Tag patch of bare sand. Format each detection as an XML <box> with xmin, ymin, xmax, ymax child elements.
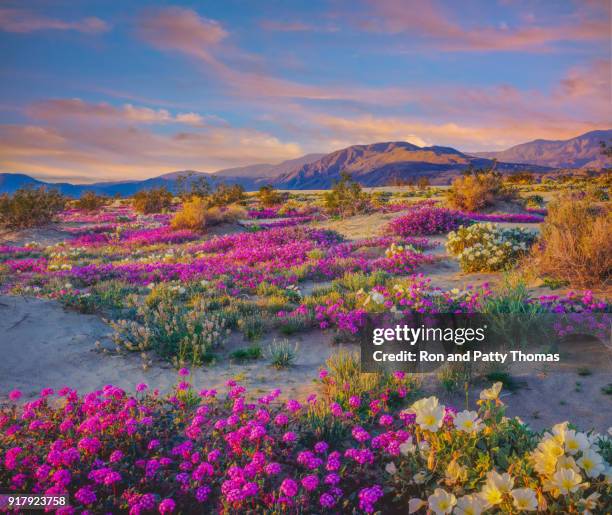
<box><xmin>0</xmin><ymin>295</ymin><xmax>347</xmax><ymax>401</ymax></box>
<box><xmin>0</xmin><ymin>224</ymin><xmax>71</xmax><ymax>247</ymax></box>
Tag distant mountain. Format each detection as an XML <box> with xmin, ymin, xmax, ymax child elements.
<box><xmin>475</xmin><ymin>130</ymin><xmax>612</xmax><ymax>169</ymax></box>
<box><xmin>273</xmin><ymin>141</ymin><xmax>550</xmax><ymax>188</ymax></box>
<box><xmin>0</xmin><ymin>171</ymin><xmax>264</xmax><ymax>197</ymax></box>
<box><xmin>214</xmin><ymin>154</ymin><xmax>325</xmax><ymax>179</ymax></box>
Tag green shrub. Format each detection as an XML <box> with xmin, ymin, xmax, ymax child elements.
<box><xmin>266</xmin><ymin>338</ymin><xmax>297</xmax><ymax>368</ymax></box>
<box><xmin>132</xmin><ymin>187</ymin><xmax>173</xmax><ymax>214</ymax></box>
<box><xmin>76</xmin><ymin>191</ymin><xmax>107</xmax><ymax>211</ymax></box>
<box><xmin>322</xmin><ymin>172</ymin><xmax>370</xmax><ymax>217</ymax></box>
<box><xmin>0</xmin><ymin>187</ymin><xmax>66</xmax><ymax>229</ymax></box>
<box><xmin>256</xmin><ymin>185</ymin><xmax>285</xmax><ymax>207</ymax></box>
<box><xmin>209</xmin><ymin>184</ymin><xmax>246</xmax><ymax>207</ymax></box>
<box><xmin>229</xmin><ymin>345</ymin><xmax>262</xmax><ymax>362</ymax></box>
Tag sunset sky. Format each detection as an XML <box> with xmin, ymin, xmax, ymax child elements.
<box><xmin>1</xmin><ymin>0</ymin><xmax>610</xmax><ymax>183</ymax></box>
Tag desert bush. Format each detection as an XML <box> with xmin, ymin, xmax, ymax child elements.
<box><xmin>386</xmin><ymin>206</ymin><xmax>470</xmax><ymax>236</ymax></box>
<box><xmin>533</xmin><ymin>196</ymin><xmax>612</xmax><ymax>287</ymax></box>
<box><xmin>132</xmin><ymin>187</ymin><xmax>173</xmax><ymax>214</ymax></box>
<box><xmin>257</xmin><ymin>184</ymin><xmax>285</xmax><ymax>207</ymax></box>
<box><xmin>76</xmin><ymin>191</ymin><xmax>107</xmax><ymax>211</ymax></box>
<box><xmin>0</xmin><ymin>187</ymin><xmax>66</xmax><ymax>229</ymax></box>
<box><xmin>171</xmin><ymin>198</ymin><xmax>246</xmax><ymax>231</ymax></box>
<box><xmin>209</xmin><ymin>183</ymin><xmax>246</xmax><ymax>207</ymax></box>
<box><xmin>447</xmin><ymin>172</ymin><xmax>515</xmax><ymax>211</ymax></box>
<box><xmin>523</xmin><ymin>194</ymin><xmax>544</xmax><ymax>208</ymax></box>
<box><xmin>111</xmin><ymin>285</ymin><xmax>228</xmax><ymax>366</ymax></box>
<box><xmin>322</xmin><ymin>172</ymin><xmax>370</xmax><ymax>217</ymax></box>
<box><xmin>447</xmin><ymin>223</ymin><xmax>537</xmax><ymax>272</ymax></box>
<box><xmin>266</xmin><ymin>338</ymin><xmax>298</xmax><ymax>368</ymax></box>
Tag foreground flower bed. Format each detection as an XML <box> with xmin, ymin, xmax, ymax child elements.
<box><xmin>2</xmin><ymin>377</ymin><xmax>610</xmax><ymax>514</ymax></box>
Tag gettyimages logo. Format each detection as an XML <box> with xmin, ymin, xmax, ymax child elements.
<box><xmin>360</xmin><ymin>312</ymin><xmax>611</xmax><ymax>373</ymax></box>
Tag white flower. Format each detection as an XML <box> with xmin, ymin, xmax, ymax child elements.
<box><xmin>564</xmin><ymin>430</ymin><xmax>590</xmax><ymax>455</ymax></box>
<box><xmin>551</xmin><ymin>468</ymin><xmax>582</xmax><ymax>495</ymax></box>
<box><xmin>454</xmin><ymin>494</ymin><xmax>487</xmax><ymax>515</ymax></box>
<box><xmin>577</xmin><ymin>449</ymin><xmax>605</xmax><ymax>478</ymax></box>
<box><xmin>408</xmin><ymin>498</ymin><xmax>426</xmax><ymax>513</ymax></box>
<box><xmin>371</xmin><ymin>291</ymin><xmax>385</xmax><ymax>304</ymax></box>
<box><xmin>511</xmin><ymin>488</ymin><xmax>537</xmax><ymax>511</ymax></box>
<box><xmin>427</xmin><ymin>488</ymin><xmax>456</xmax><ymax>515</ymax></box>
<box><xmin>453</xmin><ymin>410</ymin><xmax>483</xmax><ymax>433</ymax></box>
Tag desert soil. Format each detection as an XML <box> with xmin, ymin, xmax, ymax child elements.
<box><xmin>1</xmin><ymin>294</ymin><xmax>610</xmax><ymax>432</ymax></box>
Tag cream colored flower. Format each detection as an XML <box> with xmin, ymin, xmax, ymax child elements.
<box><xmin>577</xmin><ymin>449</ymin><xmax>605</xmax><ymax>478</ymax></box>
<box><xmin>511</xmin><ymin>488</ymin><xmax>537</xmax><ymax>511</ymax></box>
<box><xmin>411</xmin><ymin>396</ymin><xmax>445</xmax><ymax>432</ymax></box>
<box><xmin>531</xmin><ymin>436</ymin><xmax>564</xmax><ymax>476</ymax></box>
<box><xmin>427</xmin><ymin>488</ymin><xmax>456</xmax><ymax>515</ymax></box>
<box><xmin>479</xmin><ymin>382</ymin><xmax>502</xmax><ymax>400</ymax></box>
<box><xmin>479</xmin><ymin>470</ymin><xmax>514</xmax><ymax>506</ymax></box>
<box><xmin>564</xmin><ymin>429</ymin><xmax>590</xmax><ymax>455</ymax></box>
<box><xmin>454</xmin><ymin>494</ymin><xmax>487</xmax><ymax>515</ymax></box>
<box><xmin>453</xmin><ymin>410</ymin><xmax>483</xmax><ymax>433</ymax></box>
<box><xmin>551</xmin><ymin>468</ymin><xmax>582</xmax><ymax>495</ymax></box>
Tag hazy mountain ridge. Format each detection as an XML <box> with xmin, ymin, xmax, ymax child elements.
<box><xmin>1</xmin><ymin>130</ymin><xmax>609</xmax><ymax>196</ymax></box>
<box><xmin>273</xmin><ymin>141</ymin><xmax>549</xmax><ymax>188</ymax></box>
<box><xmin>474</xmin><ymin>130</ymin><xmax>612</xmax><ymax>168</ymax></box>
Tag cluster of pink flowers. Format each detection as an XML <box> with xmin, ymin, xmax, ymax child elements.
<box><xmin>1</xmin><ymin>372</ymin><xmax>420</xmax><ymax>514</ymax></box>
<box><xmin>464</xmin><ymin>212</ymin><xmax>544</xmax><ymax>223</ymax></box>
<box><xmin>386</xmin><ymin>206</ymin><xmax>471</xmax><ymax>236</ymax></box>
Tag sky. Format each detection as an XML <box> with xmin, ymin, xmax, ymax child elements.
<box><xmin>0</xmin><ymin>0</ymin><xmax>610</xmax><ymax>183</ymax></box>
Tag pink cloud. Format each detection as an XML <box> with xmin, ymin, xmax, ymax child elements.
<box><xmin>26</xmin><ymin>98</ymin><xmax>213</xmax><ymax>127</ymax></box>
<box><xmin>0</xmin><ymin>8</ymin><xmax>109</xmax><ymax>34</ymax></box>
<box><xmin>137</xmin><ymin>7</ymin><xmax>227</xmax><ymax>62</ymax></box>
<box><xmin>360</xmin><ymin>0</ymin><xmax>609</xmax><ymax>51</ymax></box>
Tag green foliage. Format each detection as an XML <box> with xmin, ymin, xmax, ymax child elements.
<box><xmin>322</xmin><ymin>172</ymin><xmax>370</xmax><ymax>217</ymax></box>
<box><xmin>0</xmin><ymin>187</ymin><xmax>66</xmax><ymax>229</ymax></box>
<box><xmin>208</xmin><ymin>183</ymin><xmax>246</xmax><ymax>207</ymax></box>
<box><xmin>132</xmin><ymin>187</ymin><xmax>173</xmax><ymax>214</ymax></box>
<box><xmin>523</xmin><ymin>194</ymin><xmax>544</xmax><ymax>208</ymax></box>
<box><xmin>266</xmin><ymin>338</ymin><xmax>297</xmax><ymax>368</ymax></box>
<box><xmin>76</xmin><ymin>191</ymin><xmax>107</xmax><ymax>211</ymax></box>
<box><xmin>229</xmin><ymin>345</ymin><xmax>262</xmax><ymax>362</ymax></box>
<box><xmin>257</xmin><ymin>184</ymin><xmax>285</xmax><ymax>207</ymax></box>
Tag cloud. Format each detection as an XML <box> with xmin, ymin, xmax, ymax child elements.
<box><xmin>26</xmin><ymin>98</ymin><xmax>216</xmax><ymax>127</ymax></box>
<box><xmin>359</xmin><ymin>0</ymin><xmax>609</xmax><ymax>51</ymax></box>
<box><xmin>0</xmin><ymin>8</ymin><xmax>109</xmax><ymax>34</ymax></box>
<box><xmin>260</xmin><ymin>20</ymin><xmax>338</xmax><ymax>32</ymax></box>
<box><xmin>136</xmin><ymin>7</ymin><xmax>227</xmax><ymax>62</ymax></box>
<box><xmin>0</xmin><ymin>99</ymin><xmax>302</xmax><ymax>182</ymax></box>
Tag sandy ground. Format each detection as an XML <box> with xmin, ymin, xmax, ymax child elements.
<box><xmin>0</xmin><ymin>295</ymin><xmax>344</xmax><ymax>401</ymax></box>
<box><xmin>0</xmin><ymin>225</ymin><xmax>72</xmax><ymax>247</ymax></box>
<box><xmin>1</xmin><ymin>294</ymin><xmax>611</xmax><ymax>432</ymax></box>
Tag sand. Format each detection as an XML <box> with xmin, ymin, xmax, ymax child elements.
<box><xmin>0</xmin><ymin>294</ymin><xmax>344</xmax><ymax>401</ymax></box>
<box><xmin>1</xmin><ymin>294</ymin><xmax>611</xmax><ymax>432</ymax></box>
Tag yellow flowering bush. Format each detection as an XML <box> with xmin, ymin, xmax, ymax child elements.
<box><xmin>446</xmin><ymin>223</ymin><xmax>536</xmax><ymax>272</ymax></box>
<box><xmin>383</xmin><ymin>383</ymin><xmax>611</xmax><ymax>514</ymax></box>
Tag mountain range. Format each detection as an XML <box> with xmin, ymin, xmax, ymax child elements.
<box><xmin>474</xmin><ymin>129</ymin><xmax>612</xmax><ymax>169</ymax></box>
<box><xmin>1</xmin><ymin>130</ymin><xmax>609</xmax><ymax>196</ymax></box>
